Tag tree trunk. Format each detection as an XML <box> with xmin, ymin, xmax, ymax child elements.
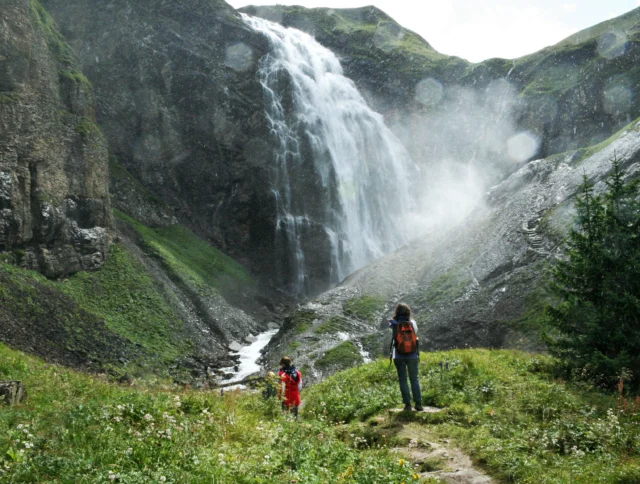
<box><xmin>0</xmin><ymin>381</ymin><xmax>27</xmax><ymax>406</ymax></box>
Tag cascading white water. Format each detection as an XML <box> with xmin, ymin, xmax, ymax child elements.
<box><xmin>243</xmin><ymin>14</ymin><xmax>420</xmax><ymax>296</ymax></box>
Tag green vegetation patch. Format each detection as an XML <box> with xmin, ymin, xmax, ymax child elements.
<box><xmin>287</xmin><ymin>341</ymin><xmax>301</xmax><ymax>353</ymax></box>
<box><xmin>29</xmin><ymin>0</ymin><xmax>76</xmax><ymax>66</ymax></box>
<box><xmin>74</xmin><ymin>117</ymin><xmax>101</xmax><ymax>137</ymax></box>
<box><xmin>0</xmin><ymin>343</ymin><xmax>419</xmax><ymax>483</ymax></box>
<box><xmin>60</xmin><ymin>69</ymin><xmax>91</xmax><ymax>87</ymax></box>
<box><xmin>315</xmin><ymin>342</ymin><xmax>363</xmax><ymax>371</ymax></box>
<box><xmin>115</xmin><ymin>210</ymin><xmax>253</xmax><ymax>295</ymax></box>
<box><xmin>343</xmin><ymin>295</ymin><xmax>385</xmax><ymax>323</ymax></box>
<box><xmin>57</xmin><ymin>245</ymin><xmax>190</xmax><ymax>364</ymax></box>
<box><xmin>0</xmin><ymin>260</ymin><xmax>140</xmax><ymax>369</ymax></box>
<box><xmin>285</xmin><ymin>309</ymin><xmax>317</xmax><ymax>335</ymax></box>
<box><xmin>315</xmin><ymin>316</ymin><xmax>348</xmax><ymax>335</ymax></box>
<box><xmin>305</xmin><ymin>350</ymin><xmax>640</xmax><ymax>482</ymax></box>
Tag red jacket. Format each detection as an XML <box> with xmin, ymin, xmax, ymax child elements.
<box><xmin>279</xmin><ymin>368</ymin><xmax>302</xmax><ymax>407</ymax></box>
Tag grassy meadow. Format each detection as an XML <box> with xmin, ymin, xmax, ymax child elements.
<box><xmin>1</xmin><ymin>345</ymin><xmax>639</xmax><ymax>482</ymax></box>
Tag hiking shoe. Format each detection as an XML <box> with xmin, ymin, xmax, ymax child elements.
<box><xmin>402</xmin><ymin>404</ymin><xmax>412</xmax><ymax>412</ymax></box>
<box><xmin>415</xmin><ymin>405</ymin><xmax>424</xmax><ymax>412</ymax></box>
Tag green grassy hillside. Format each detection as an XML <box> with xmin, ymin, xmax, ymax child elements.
<box><xmin>305</xmin><ymin>350</ymin><xmax>640</xmax><ymax>482</ymax></box>
<box><xmin>2</xmin><ymin>345</ymin><xmax>639</xmax><ymax>482</ymax></box>
<box><xmin>0</xmin><ymin>210</ymin><xmax>264</xmax><ymax>378</ymax></box>
<box><xmin>0</xmin><ymin>343</ymin><xmax>418</xmax><ymax>483</ymax></box>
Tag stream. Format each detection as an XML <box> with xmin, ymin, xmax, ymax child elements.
<box><xmin>220</xmin><ymin>329</ymin><xmax>279</xmax><ymax>388</ymax></box>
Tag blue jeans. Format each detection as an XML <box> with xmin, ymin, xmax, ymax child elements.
<box><xmin>394</xmin><ymin>358</ymin><xmax>422</xmax><ymax>406</ymax></box>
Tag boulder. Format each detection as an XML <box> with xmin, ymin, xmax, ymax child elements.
<box><xmin>0</xmin><ymin>381</ymin><xmax>27</xmax><ymax>405</ymax></box>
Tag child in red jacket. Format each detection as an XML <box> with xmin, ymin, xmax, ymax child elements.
<box><xmin>278</xmin><ymin>356</ymin><xmax>302</xmax><ymax>418</ymax></box>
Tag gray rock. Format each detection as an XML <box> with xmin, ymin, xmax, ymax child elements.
<box><xmin>228</xmin><ymin>341</ymin><xmax>243</xmax><ymax>352</ymax></box>
<box><xmin>0</xmin><ymin>0</ymin><xmax>112</xmax><ymax>277</ymax></box>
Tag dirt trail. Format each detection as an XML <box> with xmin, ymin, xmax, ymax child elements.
<box><xmin>369</xmin><ymin>408</ymin><xmax>494</xmax><ymax>483</ymax></box>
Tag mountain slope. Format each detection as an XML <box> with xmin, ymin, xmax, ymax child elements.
<box><xmin>242</xmin><ymin>5</ymin><xmax>640</xmax><ymax>168</ymax></box>
<box><xmin>263</xmin><ymin>118</ymin><xmax>640</xmax><ymax>382</ymax></box>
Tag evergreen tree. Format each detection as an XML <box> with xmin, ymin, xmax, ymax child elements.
<box><xmin>545</xmin><ymin>156</ymin><xmax>640</xmax><ymax>387</ymax></box>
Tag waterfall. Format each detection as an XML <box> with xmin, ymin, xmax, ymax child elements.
<box><xmin>242</xmin><ymin>14</ymin><xmax>420</xmax><ymax>296</ymax></box>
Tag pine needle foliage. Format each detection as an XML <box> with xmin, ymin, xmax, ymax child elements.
<box><xmin>545</xmin><ymin>156</ymin><xmax>640</xmax><ymax>387</ymax></box>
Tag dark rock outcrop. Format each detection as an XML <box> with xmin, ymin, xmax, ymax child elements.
<box><xmin>40</xmin><ymin>0</ymin><xmax>286</xmax><ymax>283</ymax></box>
<box><xmin>0</xmin><ymin>0</ymin><xmax>113</xmax><ymax>277</ymax></box>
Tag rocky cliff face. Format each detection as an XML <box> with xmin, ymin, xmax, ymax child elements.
<box><xmin>0</xmin><ymin>0</ymin><xmax>112</xmax><ymax>277</ymax></box>
<box><xmin>40</xmin><ymin>0</ymin><xmax>290</xmax><ymax>284</ymax></box>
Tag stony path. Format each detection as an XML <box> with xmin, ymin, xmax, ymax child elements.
<box><xmin>370</xmin><ymin>408</ymin><xmax>495</xmax><ymax>483</ymax></box>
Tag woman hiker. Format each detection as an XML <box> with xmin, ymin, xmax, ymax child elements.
<box><xmin>278</xmin><ymin>356</ymin><xmax>302</xmax><ymax>418</ymax></box>
<box><xmin>389</xmin><ymin>303</ymin><xmax>423</xmax><ymax>411</ymax></box>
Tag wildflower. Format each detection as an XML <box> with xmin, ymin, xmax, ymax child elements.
<box><xmin>117</xmin><ymin>405</ymin><xmax>124</xmax><ymax>411</ymax></box>
<box><xmin>413</xmin><ymin>474</ymin><xmax>420</xmax><ymax>479</ymax></box>
<box><xmin>160</xmin><ymin>477</ymin><xmax>166</xmax><ymax>482</ymax></box>
<box><xmin>144</xmin><ymin>414</ymin><xmax>153</xmax><ymax>421</ymax></box>
<box><xmin>113</xmin><ymin>417</ymin><xmax>122</xmax><ymax>423</ymax></box>
<box><xmin>16</xmin><ymin>424</ymin><xmax>23</xmax><ymax>430</ymax></box>
<box><xmin>108</xmin><ymin>471</ymin><xmax>117</xmax><ymax>480</ymax></box>
<box><xmin>321</xmin><ymin>401</ymin><xmax>326</xmax><ymax>407</ymax></box>
<box><xmin>399</xmin><ymin>458</ymin><xmax>406</xmax><ymax>466</ymax></box>
<box><xmin>126</xmin><ymin>448</ymin><xmax>133</xmax><ymax>455</ymax></box>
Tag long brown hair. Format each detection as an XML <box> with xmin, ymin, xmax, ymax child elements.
<box><xmin>393</xmin><ymin>303</ymin><xmax>411</xmax><ymax>321</ymax></box>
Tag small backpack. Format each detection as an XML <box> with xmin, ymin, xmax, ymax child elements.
<box><xmin>395</xmin><ymin>321</ymin><xmax>418</xmax><ymax>355</ymax></box>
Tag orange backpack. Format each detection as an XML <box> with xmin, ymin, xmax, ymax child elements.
<box><xmin>395</xmin><ymin>321</ymin><xmax>418</xmax><ymax>355</ymax></box>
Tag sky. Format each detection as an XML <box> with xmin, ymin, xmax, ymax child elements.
<box><xmin>227</xmin><ymin>0</ymin><xmax>640</xmax><ymax>62</ymax></box>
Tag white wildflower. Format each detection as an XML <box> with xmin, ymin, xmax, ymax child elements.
<box><xmin>143</xmin><ymin>414</ymin><xmax>153</xmax><ymax>421</ymax></box>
